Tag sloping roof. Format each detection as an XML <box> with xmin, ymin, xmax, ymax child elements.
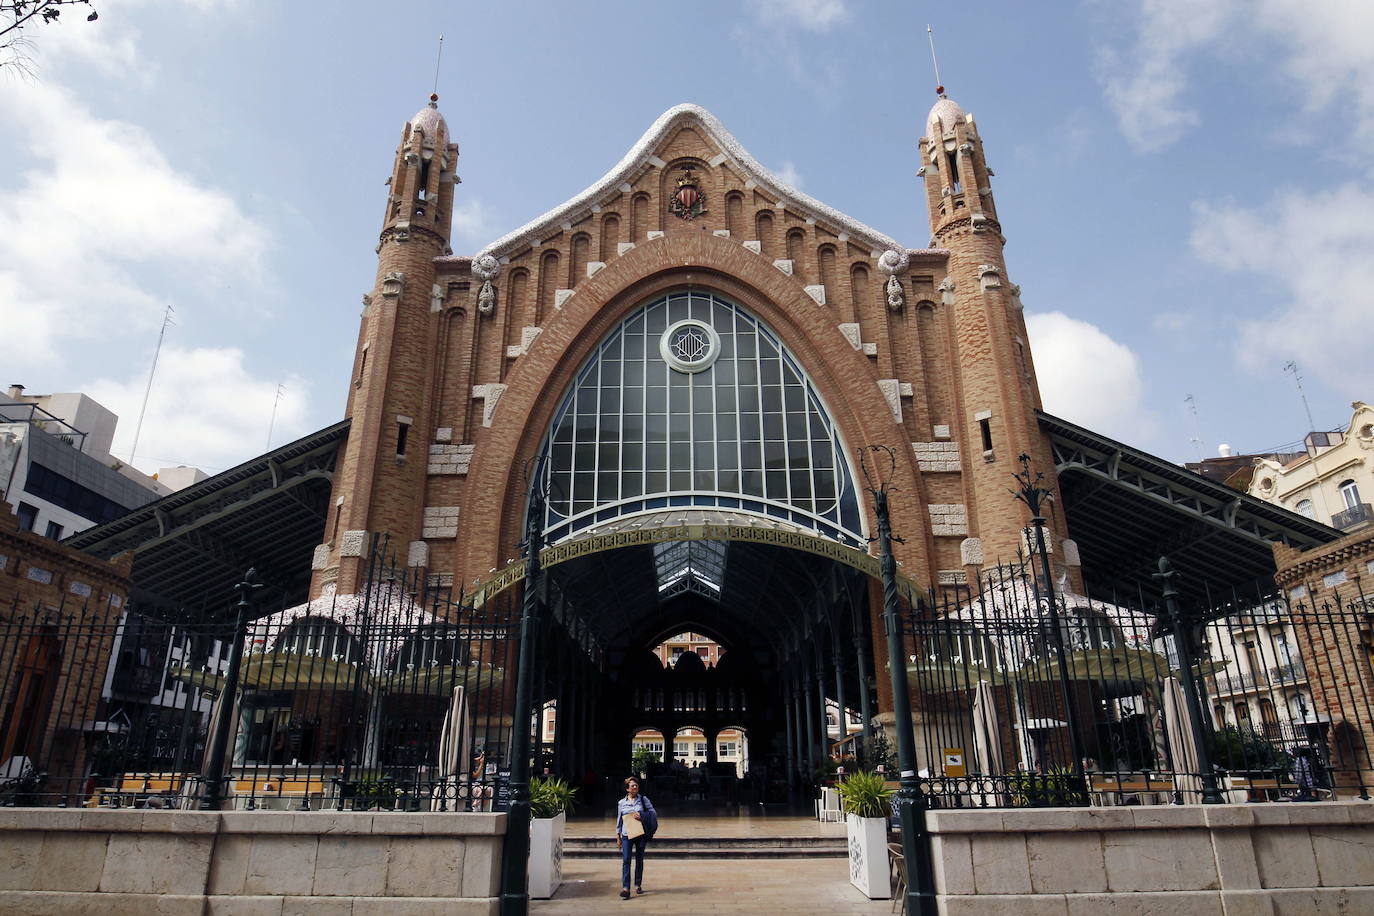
<box><xmin>475</xmin><ymin>103</ymin><xmax>911</xmax><ymax>260</ymax></box>
<box><xmin>1040</xmin><ymin>411</ymin><xmax>1340</xmax><ymax>605</ymax></box>
<box><xmin>66</xmin><ymin>421</ymin><xmax>348</xmax><ymax>617</ymax></box>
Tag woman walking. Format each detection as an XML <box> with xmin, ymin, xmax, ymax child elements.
<box><xmin>615</xmin><ymin>776</ymin><xmax>657</xmax><ymax>899</ymax></box>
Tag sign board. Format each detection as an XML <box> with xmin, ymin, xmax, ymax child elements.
<box><xmin>942</xmin><ymin>748</ymin><xmax>966</xmax><ymax>778</ymax></box>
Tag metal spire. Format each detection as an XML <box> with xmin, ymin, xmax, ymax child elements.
<box><xmin>927</xmin><ymin>25</ymin><xmax>945</xmax><ymax>96</ymax></box>
<box><xmin>432</xmin><ymin>35</ymin><xmax>444</xmax><ymax>98</ymax></box>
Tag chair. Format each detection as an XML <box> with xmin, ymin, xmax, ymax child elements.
<box><xmin>887</xmin><ymin>843</ymin><xmax>907</xmax><ymax>914</ymax></box>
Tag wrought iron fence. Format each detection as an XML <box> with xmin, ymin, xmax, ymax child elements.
<box><xmin>900</xmin><ymin>561</ymin><xmax>1374</xmax><ymax>808</ymax></box>
<box><xmin>0</xmin><ymin>535</ymin><xmax>522</xmax><ymax>810</ymax></box>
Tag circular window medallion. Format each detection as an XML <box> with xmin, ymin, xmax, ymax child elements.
<box><xmin>660</xmin><ymin>319</ymin><xmax>721</xmax><ymax>373</ymax></box>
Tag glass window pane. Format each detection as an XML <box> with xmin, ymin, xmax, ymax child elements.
<box><xmin>539</xmin><ymin>291</ymin><xmax>862</xmax><ymax>542</ymax></box>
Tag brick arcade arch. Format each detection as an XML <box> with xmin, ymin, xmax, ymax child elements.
<box><xmin>454</xmin><ymin>232</ymin><xmax>939</xmax><ymax>592</ymax></box>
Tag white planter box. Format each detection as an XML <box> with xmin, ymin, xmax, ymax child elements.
<box><xmin>528</xmin><ymin>811</ymin><xmax>565</xmax><ymax>899</ymax></box>
<box><xmin>846</xmin><ymin>812</ymin><xmax>890</xmax><ymax>899</ymax></box>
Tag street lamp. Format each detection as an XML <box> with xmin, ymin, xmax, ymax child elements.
<box><xmin>200</xmin><ymin>568</ymin><xmax>261</xmax><ymax>810</ymax></box>
<box><xmin>1154</xmin><ymin>557</ymin><xmax>1224</xmax><ymax>804</ymax></box>
<box><xmin>859</xmin><ymin>445</ymin><xmax>936</xmax><ymax>916</ymax></box>
<box><xmin>1010</xmin><ymin>453</ymin><xmax>1088</xmax><ymax>787</ymax></box>
<box><xmin>500</xmin><ymin>455</ymin><xmax>549</xmax><ymax>916</ymax></box>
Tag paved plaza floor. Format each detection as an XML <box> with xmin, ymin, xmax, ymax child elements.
<box><xmin>536</xmin><ymin>813</ymin><xmax>899</xmax><ymax>913</ymax></box>
<box><xmin>532</xmin><ymin>856</ymin><xmax>900</xmax><ymax>914</ymax></box>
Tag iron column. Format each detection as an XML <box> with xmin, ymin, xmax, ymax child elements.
<box><xmin>862</xmin><ymin>445</ymin><xmax>937</xmax><ymax>916</ymax></box>
<box><xmin>1012</xmin><ymin>453</ymin><xmax>1088</xmax><ymax>787</ymax></box>
<box><xmin>500</xmin><ymin>458</ymin><xmax>548</xmax><ymax>915</ymax></box>
<box><xmin>1156</xmin><ymin>557</ymin><xmax>1224</xmax><ymax>804</ymax></box>
<box><xmin>200</xmin><ymin>568</ymin><xmax>261</xmax><ymax>810</ymax></box>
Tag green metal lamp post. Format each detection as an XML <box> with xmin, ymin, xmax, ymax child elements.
<box><xmin>199</xmin><ymin>568</ymin><xmax>261</xmax><ymax>810</ymax></box>
<box><xmin>1011</xmin><ymin>453</ymin><xmax>1088</xmax><ymax>788</ymax></box>
<box><xmin>500</xmin><ymin>458</ymin><xmax>548</xmax><ymax>915</ymax></box>
<box><xmin>860</xmin><ymin>445</ymin><xmax>937</xmax><ymax>916</ymax></box>
<box><xmin>1155</xmin><ymin>557</ymin><xmax>1225</xmax><ymax>804</ymax></box>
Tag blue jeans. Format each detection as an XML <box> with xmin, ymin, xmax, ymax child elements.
<box><xmin>620</xmin><ymin>834</ymin><xmax>646</xmax><ymax>889</ymax></box>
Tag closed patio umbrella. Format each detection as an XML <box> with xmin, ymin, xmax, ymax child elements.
<box><xmin>971</xmin><ymin>679</ymin><xmax>1003</xmax><ymax>776</ymax></box>
<box><xmin>1162</xmin><ymin>677</ymin><xmax>1202</xmax><ymax>804</ymax></box>
<box><xmin>431</xmin><ymin>686</ymin><xmax>469</xmax><ymax>811</ymax></box>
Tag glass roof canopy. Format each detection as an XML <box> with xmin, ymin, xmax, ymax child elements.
<box><xmin>653</xmin><ymin>540</ymin><xmax>727</xmax><ymax>597</ymax></box>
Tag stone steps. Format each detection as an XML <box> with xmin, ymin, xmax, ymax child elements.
<box><xmin>563</xmin><ymin>835</ymin><xmax>847</xmax><ymax>859</ymax></box>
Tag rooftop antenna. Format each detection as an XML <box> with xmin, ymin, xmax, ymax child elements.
<box><xmin>927</xmin><ymin>25</ymin><xmax>945</xmax><ymax>96</ymax></box>
<box><xmin>1282</xmin><ymin>360</ymin><xmax>1317</xmax><ymax>432</ymax></box>
<box><xmin>431</xmin><ymin>35</ymin><xmax>444</xmax><ymax>98</ymax></box>
<box><xmin>1184</xmin><ymin>394</ymin><xmax>1205</xmax><ymax>460</ymax></box>
<box><xmin>129</xmin><ymin>304</ymin><xmax>175</xmax><ymax>466</ymax></box>
<box><xmin>266</xmin><ymin>382</ymin><xmax>287</xmax><ymax>451</ymax></box>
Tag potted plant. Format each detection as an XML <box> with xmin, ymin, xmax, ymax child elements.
<box><xmin>835</xmin><ymin>769</ymin><xmax>893</xmax><ymax>899</ymax></box>
<box><xmin>528</xmin><ymin>776</ymin><xmax>578</xmax><ymax>899</ymax></box>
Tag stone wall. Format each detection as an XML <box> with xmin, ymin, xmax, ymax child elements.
<box><xmin>928</xmin><ymin>802</ymin><xmax>1374</xmax><ymax>915</ymax></box>
<box><xmin>0</xmin><ymin>809</ymin><xmax>504</xmax><ymax>914</ymax></box>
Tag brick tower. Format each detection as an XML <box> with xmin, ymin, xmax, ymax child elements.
<box><xmin>312</xmin><ymin>95</ymin><xmax>459</xmax><ymax>597</ymax></box>
<box><xmin>919</xmin><ymin>91</ymin><xmax>1064</xmax><ymax>568</ymax></box>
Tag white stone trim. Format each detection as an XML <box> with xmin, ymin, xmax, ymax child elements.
<box><xmin>428</xmin><ymin>442</ymin><xmax>475</xmax><ymax>475</ymax></box>
<box><xmin>311</xmin><ymin>544</ymin><xmax>331</xmax><ymax>570</ymax></box>
<box><xmin>912</xmin><ymin>440</ymin><xmax>961</xmax><ymax>472</ymax></box>
<box><xmin>804</xmin><ymin>284</ymin><xmax>826</xmax><ymax>305</ymax></box>
<box><xmin>586</xmin><ymin>261</ymin><xmax>605</xmax><ymax>278</ymax></box>
<box><xmin>928</xmin><ymin>504</ymin><xmax>969</xmax><ymax>537</ymax></box>
<box><xmin>474</xmin><ymin>104</ymin><xmax>909</xmax><ymax>259</ymax></box>
<box><xmin>407</xmin><ymin>541</ymin><xmax>430</xmax><ymax>568</ymax></box>
<box><xmin>960</xmin><ymin>538</ymin><xmax>984</xmax><ymax>566</ymax></box>
<box><xmin>506</xmin><ymin>326</ymin><xmax>543</xmax><ymax>359</ymax></box>
<box><xmin>742</xmin><ymin>240</ymin><xmax>762</xmax><ymax>254</ymax></box>
<box><xmin>617</xmin><ymin>242</ymin><xmax>636</xmax><ymax>256</ymax></box>
<box><xmin>877</xmin><ymin>380</ymin><xmax>904</xmax><ymax>423</ymax></box>
<box><xmin>472</xmin><ymin>384</ymin><xmax>508</xmax><ymax>427</ymax></box>
<box><xmin>773</xmin><ymin>259</ymin><xmax>794</xmax><ymax>275</ymax></box>
<box><xmin>435</xmin><ymin>427</ymin><xmax>453</xmax><ymax>443</ymax></box>
<box><xmin>553</xmin><ymin>289</ymin><xmax>574</xmax><ymax>310</ymax></box>
<box><xmin>646</xmin><ymin>230</ymin><xmax>665</xmax><ymax>241</ymax></box>
<box><xmin>422</xmin><ymin>507</ymin><xmax>460</xmax><ymax>540</ymax></box>
<box><xmin>340</xmin><ymin>531</ymin><xmax>368</xmax><ymax>558</ymax></box>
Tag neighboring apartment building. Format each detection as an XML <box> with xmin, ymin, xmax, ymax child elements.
<box><xmin>1202</xmin><ymin>601</ymin><xmax>1313</xmax><ymax>738</ymax></box>
<box><xmin>1246</xmin><ymin>402</ymin><xmax>1374</xmax><ymax>533</ymax></box>
<box><xmin>631</xmin><ymin>725</ymin><xmax>749</xmax><ymax>777</ymax></box>
<box><xmin>0</xmin><ymin>386</ymin><xmax>169</xmax><ymax>539</ymax></box>
<box><xmin>654</xmin><ymin>631</ymin><xmax>723</xmax><ymax>668</ymax></box>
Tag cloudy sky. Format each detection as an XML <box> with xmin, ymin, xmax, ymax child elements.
<box><xmin>1</xmin><ymin>0</ymin><xmax>1370</xmax><ymax>476</ymax></box>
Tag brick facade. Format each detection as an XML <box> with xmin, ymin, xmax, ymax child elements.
<box><xmin>0</xmin><ymin>499</ymin><xmax>132</xmax><ymax>799</ymax></box>
<box><xmin>310</xmin><ymin>99</ymin><xmax>1071</xmax><ymax>706</ymax></box>
<box><xmin>1272</xmin><ymin>531</ymin><xmax>1374</xmax><ymax>789</ymax></box>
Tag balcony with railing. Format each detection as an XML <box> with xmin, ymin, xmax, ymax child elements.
<box><xmin>1332</xmin><ymin>502</ymin><xmax>1373</xmax><ymax>531</ymax></box>
<box><xmin>1211</xmin><ymin>659</ymin><xmax>1307</xmax><ymax>697</ymax></box>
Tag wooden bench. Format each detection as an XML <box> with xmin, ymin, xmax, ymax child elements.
<box><xmin>1089</xmin><ymin>774</ymin><xmax>1174</xmax><ymax>805</ymax></box>
<box><xmin>229</xmin><ymin>776</ymin><xmax>329</xmax><ymax>809</ymax></box>
<box><xmin>88</xmin><ymin>773</ymin><xmax>194</xmax><ymax>808</ymax></box>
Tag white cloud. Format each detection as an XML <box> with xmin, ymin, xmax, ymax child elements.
<box><xmin>452</xmin><ymin>197</ymin><xmax>494</xmax><ymax>252</ymax></box>
<box><xmin>773</xmin><ymin>160</ymin><xmax>804</xmax><ymax>190</ymax></box>
<box><xmin>1025</xmin><ymin>311</ymin><xmax>1156</xmax><ymax>442</ymax></box>
<box><xmin>84</xmin><ymin>346</ymin><xmax>310</xmax><ymax>474</ymax></box>
<box><xmin>0</xmin><ymin>79</ymin><xmax>268</xmax><ymax>370</ymax></box>
<box><xmin>1190</xmin><ymin>184</ymin><xmax>1374</xmax><ymax>395</ymax></box>
<box><xmin>745</xmin><ymin>0</ymin><xmax>850</xmax><ymax>32</ymax></box>
<box><xmin>1098</xmin><ymin>0</ymin><xmax>1374</xmax><ymax>155</ymax></box>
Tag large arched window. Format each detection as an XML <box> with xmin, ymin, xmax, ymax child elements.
<box><xmin>539</xmin><ymin>291</ymin><xmax>863</xmax><ymax>543</ymax></box>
